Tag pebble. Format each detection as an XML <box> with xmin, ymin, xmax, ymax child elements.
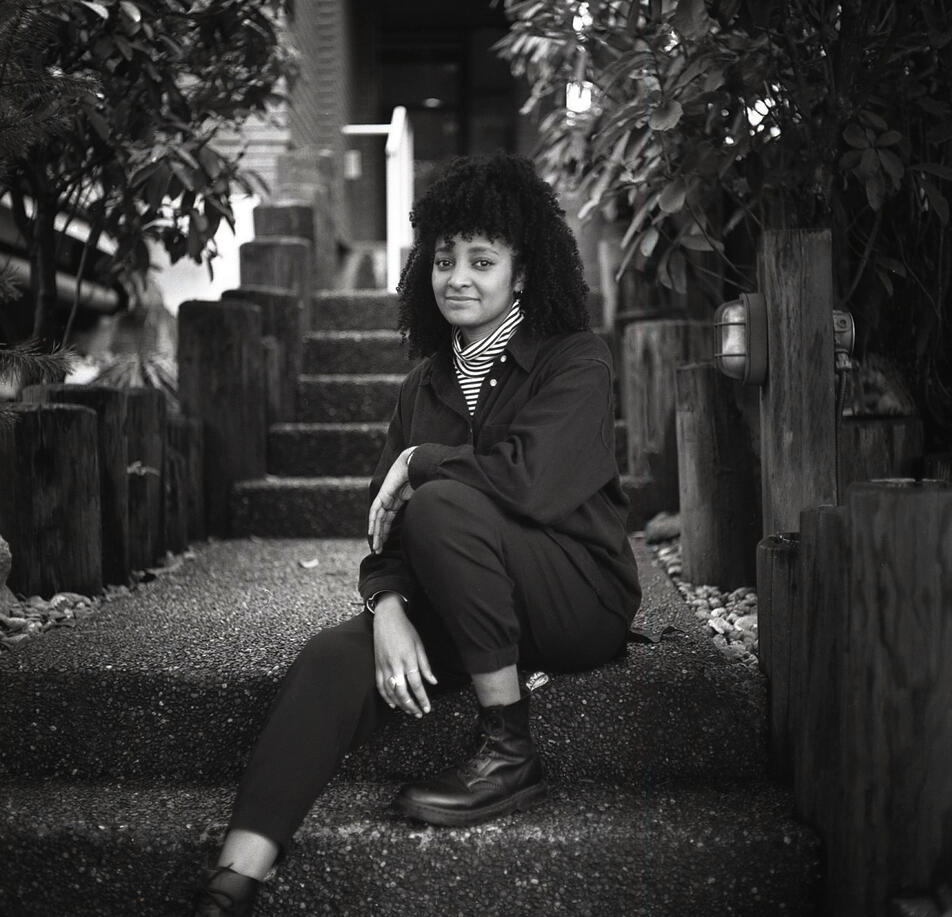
<box><xmin>647</xmin><ymin>534</ymin><xmax>759</xmax><ymax>667</ymax></box>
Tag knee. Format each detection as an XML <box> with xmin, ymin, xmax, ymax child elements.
<box><xmin>403</xmin><ymin>480</ymin><xmax>487</xmax><ymax>547</ymax></box>
<box><xmin>294</xmin><ymin>617</ymin><xmax>375</xmax><ymax>685</ymax></box>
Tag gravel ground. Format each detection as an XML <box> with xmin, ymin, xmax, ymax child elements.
<box><xmin>646</xmin><ymin>535</ymin><xmax>760</xmax><ymax>670</ymax></box>
<box><xmin>2</xmin><ymin>525</ymin><xmax>760</xmax><ymax>670</ymax></box>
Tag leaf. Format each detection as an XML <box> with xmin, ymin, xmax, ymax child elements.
<box><xmin>671</xmin><ymin>0</ymin><xmax>717</xmax><ymax>40</ymax></box>
<box><xmin>649</xmin><ymin>100</ymin><xmax>683</xmax><ymax>132</ymax></box>
<box><xmin>87</xmin><ymin>109</ymin><xmax>110</xmax><ymax>141</ymax></box>
<box><xmin>877</xmin><ymin>149</ymin><xmax>903</xmax><ymax>188</ymax></box>
<box><xmin>79</xmin><ymin>1</ymin><xmax>110</xmax><ymax>18</ymax></box>
<box><xmin>668</xmin><ymin>248</ymin><xmax>687</xmax><ymax>294</ymax></box>
<box><xmin>621</xmin><ymin>191</ymin><xmax>660</xmax><ymax>249</ymax></box>
<box><xmin>843</xmin><ymin>123</ymin><xmax>870</xmax><ymax>149</ymax></box>
<box><xmin>913</xmin><ymin>162</ymin><xmax>952</xmax><ymax>181</ymax></box>
<box><xmin>658</xmin><ymin>178</ymin><xmax>687</xmax><ymax>214</ymax></box>
<box><xmin>920</xmin><ymin>176</ymin><xmax>950</xmax><ymax>224</ymax></box>
<box><xmin>839</xmin><ymin>149</ymin><xmax>862</xmax><ymax>171</ymax></box>
<box><xmin>876</xmin><ymin>256</ymin><xmax>907</xmax><ymax>277</ymax></box>
<box><xmin>864</xmin><ymin>170</ymin><xmax>886</xmax><ymax>211</ymax></box>
<box><xmin>120</xmin><ymin>1</ymin><xmax>141</xmax><ymax>22</ymax></box>
<box><xmin>875</xmin><ymin>130</ymin><xmax>903</xmax><ymax>147</ymax></box>
<box><xmin>856</xmin><ymin>148</ymin><xmax>880</xmax><ymax>180</ymax></box>
<box><xmin>679</xmin><ymin>232</ymin><xmax>715</xmax><ymax>252</ymax></box>
<box><xmin>169</xmin><ymin>161</ymin><xmax>196</xmax><ymax>192</ymax></box>
<box><xmin>857</xmin><ymin>109</ymin><xmax>888</xmax><ymax>132</ymax></box>
<box><xmin>639</xmin><ymin>225</ymin><xmax>660</xmax><ymax>257</ymax></box>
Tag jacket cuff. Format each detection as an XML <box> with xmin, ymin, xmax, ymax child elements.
<box><xmin>358</xmin><ymin>573</ymin><xmax>413</xmax><ymax>605</ymax></box>
<box><xmin>407</xmin><ymin>442</ymin><xmax>459</xmax><ymax>488</ymax></box>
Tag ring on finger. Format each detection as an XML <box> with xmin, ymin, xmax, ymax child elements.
<box><xmin>388</xmin><ymin>674</ymin><xmax>403</xmax><ymax>689</ymax></box>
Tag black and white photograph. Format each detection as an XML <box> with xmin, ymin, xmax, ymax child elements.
<box><xmin>0</xmin><ymin>1</ymin><xmax>950</xmax><ymax>914</ymax></box>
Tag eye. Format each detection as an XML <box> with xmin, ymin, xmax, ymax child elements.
<box><xmin>433</xmin><ymin>258</ymin><xmax>453</xmax><ymax>269</ymax></box>
<box><xmin>473</xmin><ymin>259</ymin><xmax>494</xmax><ymax>268</ymax></box>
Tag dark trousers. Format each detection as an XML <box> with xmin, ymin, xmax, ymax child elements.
<box><xmin>228</xmin><ymin>481</ymin><xmax>629</xmax><ymax>851</ymax></box>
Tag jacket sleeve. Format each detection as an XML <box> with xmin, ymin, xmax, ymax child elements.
<box><xmin>356</xmin><ymin>376</ymin><xmax>417</xmax><ymax>602</ymax></box>
<box><xmin>406</xmin><ymin>345</ymin><xmax>617</xmax><ymax>525</ymax></box>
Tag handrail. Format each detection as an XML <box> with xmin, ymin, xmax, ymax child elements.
<box><xmin>342</xmin><ymin>106</ymin><xmax>414</xmax><ymax>292</ymax></box>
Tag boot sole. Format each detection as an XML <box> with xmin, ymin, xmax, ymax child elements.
<box><xmin>391</xmin><ymin>781</ymin><xmax>549</xmax><ymax>828</ymax></box>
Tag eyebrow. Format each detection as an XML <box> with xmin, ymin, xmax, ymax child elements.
<box><xmin>434</xmin><ymin>243</ymin><xmax>499</xmax><ymax>255</ymax></box>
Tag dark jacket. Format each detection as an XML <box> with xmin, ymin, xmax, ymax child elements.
<box><xmin>358</xmin><ymin>327</ymin><xmax>641</xmax><ymax>628</ymax></box>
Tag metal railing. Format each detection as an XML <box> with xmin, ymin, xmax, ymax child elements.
<box><xmin>342</xmin><ymin>106</ymin><xmax>414</xmax><ymax>292</ymax></box>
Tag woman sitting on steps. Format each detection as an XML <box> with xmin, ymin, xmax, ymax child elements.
<box><xmin>194</xmin><ymin>151</ymin><xmax>641</xmax><ymax>916</ymax></box>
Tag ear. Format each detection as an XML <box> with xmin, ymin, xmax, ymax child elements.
<box><xmin>513</xmin><ymin>268</ymin><xmax>526</xmax><ymax>295</ymax></box>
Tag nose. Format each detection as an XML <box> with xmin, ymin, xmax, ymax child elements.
<box><xmin>448</xmin><ymin>263</ymin><xmax>471</xmax><ymax>289</ymax></box>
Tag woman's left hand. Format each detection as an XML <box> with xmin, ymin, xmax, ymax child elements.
<box><xmin>369</xmin><ymin>447</ymin><xmax>417</xmax><ymax>553</ymax></box>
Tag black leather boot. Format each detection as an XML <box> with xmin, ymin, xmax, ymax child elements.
<box><xmin>391</xmin><ymin>694</ymin><xmax>547</xmax><ymax>827</ymax></box>
<box><xmin>193</xmin><ymin>865</ymin><xmax>260</xmax><ymax>916</ymax></box>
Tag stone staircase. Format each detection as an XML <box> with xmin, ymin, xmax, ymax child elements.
<box><xmin>0</xmin><ymin>290</ymin><xmax>822</xmax><ymax>915</ymax></box>
<box><xmin>230</xmin><ymin>291</ymin><xmax>632</xmax><ymax>538</ymax></box>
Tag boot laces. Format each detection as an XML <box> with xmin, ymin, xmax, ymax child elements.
<box><xmin>459</xmin><ymin>713</ymin><xmax>504</xmax><ymax>778</ymax></box>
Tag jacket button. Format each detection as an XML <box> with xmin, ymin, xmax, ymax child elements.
<box><xmin>489</xmin><ymin>378</ymin><xmax>497</xmax><ymax>387</ymax></box>
<box><xmin>500</xmin><ymin>355</ymin><xmax>507</xmax><ymax>363</ymax></box>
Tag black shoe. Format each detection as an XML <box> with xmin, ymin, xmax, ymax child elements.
<box><xmin>391</xmin><ymin>694</ymin><xmax>548</xmax><ymax>827</ymax></box>
<box><xmin>193</xmin><ymin>865</ymin><xmax>260</xmax><ymax>917</ymax></box>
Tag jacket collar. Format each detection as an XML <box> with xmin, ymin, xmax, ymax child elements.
<box><xmin>422</xmin><ymin>325</ymin><xmax>540</xmax><ymax>386</ymax></box>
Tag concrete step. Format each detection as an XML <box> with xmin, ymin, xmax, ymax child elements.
<box><xmin>266</xmin><ymin>421</ymin><xmax>630</xmax><ymax>478</ymax></box>
<box><xmin>298</xmin><ymin>374</ymin><xmax>403</xmax><ymax>423</ymax></box>
<box><xmin>268</xmin><ymin>422</ymin><xmax>389</xmax><ymax>477</ymax></box>
<box><xmin>231</xmin><ymin>475</ymin><xmax>643</xmax><ymax>537</ymax></box>
<box><xmin>309</xmin><ymin>290</ymin><xmax>401</xmax><ymax>332</ymax></box>
<box><xmin>0</xmin><ymin>539</ymin><xmax>766</xmax><ymax>786</ymax></box>
<box><xmin>303</xmin><ymin>330</ymin><xmax>414</xmax><ymax>375</ymax></box>
<box><xmin>232</xmin><ymin>475</ymin><xmax>368</xmax><ymax>536</ymax></box>
<box><xmin>232</xmin><ymin>476</ymin><xmax>646</xmax><ymax>539</ymax></box>
<box><xmin>0</xmin><ymin>777</ymin><xmax>820</xmax><ymax>916</ymax></box>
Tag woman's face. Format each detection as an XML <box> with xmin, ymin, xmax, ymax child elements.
<box><xmin>431</xmin><ymin>233</ymin><xmax>523</xmax><ymax>345</ymax></box>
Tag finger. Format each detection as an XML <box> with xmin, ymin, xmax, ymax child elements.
<box><xmin>405</xmin><ymin>668</ymin><xmax>431</xmax><ymax>714</ymax></box>
<box><xmin>368</xmin><ymin>501</ymin><xmax>384</xmax><ymax>551</ymax></box>
<box><xmin>415</xmin><ymin>646</ymin><xmax>438</xmax><ymax>686</ymax></box>
<box><xmin>377</xmin><ymin>510</ymin><xmax>395</xmax><ymax>550</ymax></box>
<box><xmin>375</xmin><ymin>669</ymin><xmax>397</xmax><ymax>709</ymax></box>
<box><xmin>372</xmin><ymin>508</ymin><xmax>390</xmax><ymax>555</ymax></box>
<box><xmin>391</xmin><ymin>677</ymin><xmax>424</xmax><ymax>718</ymax></box>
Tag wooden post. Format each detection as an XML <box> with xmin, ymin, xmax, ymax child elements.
<box><xmin>759</xmin><ymin>230</ymin><xmax>837</xmax><ymax>536</ymax></box>
<box><xmin>0</xmin><ymin>403</ymin><xmax>102</xmax><ymax>596</ymax></box>
<box><xmin>21</xmin><ymin>384</ymin><xmax>131</xmax><ymax>587</ymax></box>
<box><xmin>253</xmin><ymin>203</ymin><xmax>315</xmax><ymax>241</ymax></box>
<box><xmin>167</xmin><ymin>414</ymin><xmax>204</xmax><ymax>543</ymax></box>
<box><xmin>621</xmin><ymin>319</ymin><xmax>712</xmax><ymax>527</ymax></box>
<box><xmin>837</xmin><ymin>416</ymin><xmax>923</xmax><ymax>494</ymax></box>
<box><xmin>224</xmin><ymin>286</ymin><xmax>303</xmax><ymax>424</ymax></box>
<box><xmin>126</xmin><ymin>388</ymin><xmax>166</xmax><ymax>571</ymax></box>
<box><xmin>755</xmin><ymin>532</ymin><xmax>800</xmax><ymax>780</ymax></box>
<box><xmin>177</xmin><ymin>299</ymin><xmax>266</xmax><ymax>536</ymax></box>
<box><xmin>792</xmin><ymin>504</ymin><xmax>850</xmax><ymax>832</ymax></box>
<box><xmin>239</xmin><ymin>237</ymin><xmax>313</xmax><ymax>307</ymax></box>
<box><xmin>164</xmin><ymin>414</ymin><xmax>190</xmax><ymax>554</ymax></box>
<box><xmin>675</xmin><ymin>362</ymin><xmax>761</xmax><ymax>589</ymax></box>
<box><xmin>924</xmin><ymin>452</ymin><xmax>951</xmax><ymax>482</ymax></box>
<box><xmin>827</xmin><ymin>480</ymin><xmax>952</xmax><ymax>917</ymax></box>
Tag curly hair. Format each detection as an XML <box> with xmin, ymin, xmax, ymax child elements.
<box><xmin>396</xmin><ymin>152</ymin><xmax>590</xmax><ymax>357</ymax></box>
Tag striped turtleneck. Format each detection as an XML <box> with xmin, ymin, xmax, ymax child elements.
<box><xmin>452</xmin><ymin>303</ymin><xmax>524</xmax><ymax>415</ymax></box>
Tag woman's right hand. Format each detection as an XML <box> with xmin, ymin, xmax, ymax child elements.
<box><xmin>372</xmin><ymin>595</ymin><xmax>438</xmax><ymax>718</ymax></box>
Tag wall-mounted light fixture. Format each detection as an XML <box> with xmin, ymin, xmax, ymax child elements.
<box><xmin>714</xmin><ymin>293</ymin><xmax>856</xmax><ymax>387</ymax></box>
<box><xmin>713</xmin><ymin>292</ymin><xmax>768</xmax><ymax>385</ymax></box>
<box><xmin>832</xmin><ymin>309</ymin><xmax>855</xmax><ymax>373</ymax></box>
